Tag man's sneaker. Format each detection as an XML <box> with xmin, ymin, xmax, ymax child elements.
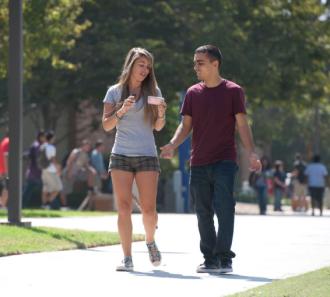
<box><xmin>116</xmin><ymin>256</ymin><xmax>134</xmax><ymax>272</ymax></box>
<box><xmin>219</xmin><ymin>262</ymin><xmax>233</xmax><ymax>274</ymax></box>
<box><xmin>146</xmin><ymin>241</ymin><xmax>161</xmax><ymax>266</ymax></box>
<box><xmin>196</xmin><ymin>263</ymin><xmax>221</xmax><ymax>273</ymax></box>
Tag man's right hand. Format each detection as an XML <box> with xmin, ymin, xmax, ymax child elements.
<box><xmin>249</xmin><ymin>152</ymin><xmax>262</xmax><ymax>172</ymax></box>
<box><xmin>160</xmin><ymin>143</ymin><xmax>175</xmax><ymax>159</ymax></box>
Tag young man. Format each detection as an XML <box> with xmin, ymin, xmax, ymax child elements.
<box><xmin>305</xmin><ymin>155</ymin><xmax>328</xmax><ymax>216</ymax></box>
<box><xmin>160</xmin><ymin>45</ymin><xmax>261</xmax><ymax>273</ymax></box>
<box><xmin>23</xmin><ymin>130</ymin><xmax>46</xmax><ymax>208</ymax></box>
<box><xmin>41</xmin><ymin>131</ymin><xmax>63</xmax><ymax>209</ymax></box>
<box><xmin>0</xmin><ymin>133</ymin><xmax>9</xmax><ymax>208</ymax></box>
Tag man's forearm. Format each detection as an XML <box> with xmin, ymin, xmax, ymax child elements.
<box><xmin>170</xmin><ymin>122</ymin><xmax>191</xmax><ymax>148</ymax></box>
<box><xmin>237</xmin><ymin>124</ymin><xmax>256</xmax><ymax>154</ymax></box>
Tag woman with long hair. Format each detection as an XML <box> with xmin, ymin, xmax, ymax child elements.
<box><xmin>102</xmin><ymin>47</ymin><xmax>166</xmax><ymax>271</ymax></box>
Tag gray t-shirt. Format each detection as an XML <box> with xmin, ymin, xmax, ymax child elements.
<box><xmin>103</xmin><ymin>84</ymin><xmax>162</xmax><ymax>157</ymax></box>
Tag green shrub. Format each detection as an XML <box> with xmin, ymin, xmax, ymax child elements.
<box><xmin>235</xmin><ymin>190</ymin><xmax>257</xmax><ymax>203</ymax></box>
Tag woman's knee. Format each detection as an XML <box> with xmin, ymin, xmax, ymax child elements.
<box><xmin>117</xmin><ymin>199</ymin><xmax>132</xmax><ymax>214</ymax></box>
<box><xmin>141</xmin><ymin>207</ymin><xmax>156</xmax><ymax>217</ymax></box>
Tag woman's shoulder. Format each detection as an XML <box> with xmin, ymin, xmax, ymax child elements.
<box><xmin>107</xmin><ymin>83</ymin><xmax>122</xmax><ymax>94</ymax></box>
<box><xmin>104</xmin><ymin>83</ymin><xmax>122</xmax><ymax>103</ymax></box>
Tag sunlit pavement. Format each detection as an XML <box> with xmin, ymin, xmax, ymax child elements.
<box><xmin>1</xmin><ymin>209</ymin><xmax>330</xmax><ymax>297</ymax></box>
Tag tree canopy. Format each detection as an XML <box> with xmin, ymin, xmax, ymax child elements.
<box><xmin>1</xmin><ymin>0</ymin><xmax>329</xmax><ymax>166</ymax></box>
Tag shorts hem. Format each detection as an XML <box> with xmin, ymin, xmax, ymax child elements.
<box><xmin>109</xmin><ymin>167</ymin><xmax>160</xmax><ymax>173</ymax></box>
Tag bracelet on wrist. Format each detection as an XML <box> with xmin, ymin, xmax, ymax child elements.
<box><xmin>115</xmin><ymin>112</ymin><xmax>123</xmax><ymax>120</ymax></box>
<box><xmin>157</xmin><ymin>115</ymin><xmax>165</xmax><ymax>120</ymax></box>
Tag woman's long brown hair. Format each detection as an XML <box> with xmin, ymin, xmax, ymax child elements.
<box><xmin>117</xmin><ymin>47</ymin><xmax>159</xmax><ymax>124</ymax></box>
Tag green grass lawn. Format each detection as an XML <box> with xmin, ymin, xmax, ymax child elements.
<box><xmin>0</xmin><ymin>209</ymin><xmax>116</xmax><ymax>218</ymax></box>
<box><xmin>227</xmin><ymin>266</ymin><xmax>330</xmax><ymax>297</ymax></box>
<box><xmin>0</xmin><ymin>225</ymin><xmax>144</xmax><ymax>257</ymax></box>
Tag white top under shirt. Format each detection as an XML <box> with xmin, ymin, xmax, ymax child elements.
<box><xmin>103</xmin><ymin>84</ymin><xmax>162</xmax><ymax>157</ymax></box>
<box><xmin>41</xmin><ymin>143</ymin><xmax>57</xmax><ymax>173</ymax></box>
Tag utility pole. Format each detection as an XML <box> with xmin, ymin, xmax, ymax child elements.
<box><xmin>313</xmin><ymin>104</ymin><xmax>320</xmax><ymax>156</ymax></box>
<box><xmin>7</xmin><ymin>0</ymin><xmax>30</xmax><ymax>226</ymax></box>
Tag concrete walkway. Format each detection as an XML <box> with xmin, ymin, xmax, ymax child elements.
<box><xmin>1</xmin><ymin>210</ymin><xmax>330</xmax><ymax>297</ymax></box>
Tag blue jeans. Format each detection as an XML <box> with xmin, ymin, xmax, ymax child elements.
<box><xmin>190</xmin><ymin>160</ymin><xmax>238</xmax><ymax>266</ymax></box>
<box><xmin>274</xmin><ymin>188</ymin><xmax>283</xmax><ymax>211</ymax></box>
<box><xmin>22</xmin><ymin>179</ymin><xmax>42</xmax><ymax>208</ymax></box>
<box><xmin>256</xmin><ymin>186</ymin><xmax>267</xmax><ymax>215</ymax></box>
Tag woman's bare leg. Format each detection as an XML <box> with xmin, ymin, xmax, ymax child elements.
<box><xmin>111</xmin><ymin>170</ymin><xmax>134</xmax><ymax>256</ymax></box>
<box><xmin>135</xmin><ymin>171</ymin><xmax>159</xmax><ymax>243</ymax></box>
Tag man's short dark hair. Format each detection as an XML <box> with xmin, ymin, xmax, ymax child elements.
<box><xmin>37</xmin><ymin>130</ymin><xmax>45</xmax><ymax>141</ymax></box>
<box><xmin>46</xmin><ymin>130</ymin><xmax>55</xmax><ymax>142</ymax></box>
<box><xmin>195</xmin><ymin>44</ymin><xmax>222</xmax><ymax>67</ymax></box>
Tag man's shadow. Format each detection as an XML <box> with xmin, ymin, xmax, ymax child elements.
<box><xmin>208</xmin><ymin>273</ymin><xmax>275</xmax><ymax>282</ymax></box>
<box><xmin>131</xmin><ymin>270</ymin><xmax>200</xmax><ymax>280</ymax></box>
<box><xmin>131</xmin><ymin>270</ymin><xmax>275</xmax><ymax>283</ymax></box>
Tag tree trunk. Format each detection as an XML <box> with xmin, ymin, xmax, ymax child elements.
<box><xmin>313</xmin><ymin>104</ymin><xmax>320</xmax><ymax>156</ymax></box>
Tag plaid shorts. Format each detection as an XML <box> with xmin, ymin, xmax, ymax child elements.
<box><xmin>109</xmin><ymin>154</ymin><xmax>160</xmax><ymax>173</ymax></box>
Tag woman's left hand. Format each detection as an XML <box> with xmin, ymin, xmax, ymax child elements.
<box><xmin>157</xmin><ymin>101</ymin><xmax>167</xmax><ymax>118</ymax></box>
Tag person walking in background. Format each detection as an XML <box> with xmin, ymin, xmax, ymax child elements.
<box><xmin>160</xmin><ymin>45</ymin><xmax>261</xmax><ymax>274</ymax></box>
<box><xmin>40</xmin><ymin>131</ymin><xmax>63</xmax><ymax>209</ymax></box>
<box><xmin>291</xmin><ymin>153</ymin><xmax>308</xmax><ymax>212</ymax></box>
<box><xmin>0</xmin><ymin>132</ymin><xmax>9</xmax><ymax>208</ymax></box>
<box><xmin>0</xmin><ymin>141</ymin><xmax>5</xmax><ymax>208</ymax></box>
<box><xmin>273</xmin><ymin>160</ymin><xmax>286</xmax><ymax>212</ymax></box>
<box><xmin>305</xmin><ymin>155</ymin><xmax>328</xmax><ymax>216</ymax></box>
<box><xmin>102</xmin><ymin>47</ymin><xmax>166</xmax><ymax>271</ymax></box>
<box><xmin>23</xmin><ymin>130</ymin><xmax>46</xmax><ymax>208</ymax></box>
<box><xmin>90</xmin><ymin>139</ymin><xmax>108</xmax><ymax>192</ymax></box>
<box><xmin>249</xmin><ymin>156</ymin><xmax>270</xmax><ymax>215</ymax></box>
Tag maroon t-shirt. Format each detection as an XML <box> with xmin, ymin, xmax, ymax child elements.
<box><xmin>180</xmin><ymin>79</ymin><xmax>246</xmax><ymax>166</ymax></box>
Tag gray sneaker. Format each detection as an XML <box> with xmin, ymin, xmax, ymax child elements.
<box><xmin>146</xmin><ymin>241</ymin><xmax>161</xmax><ymax>266</ymax></box>
<box><xmin>116</xmin><ymin>256</ymin><xmax>134</xmax><ymax>272</ymax></box>
<box><xmin>196</xmin><ymin>262</ymin><xmax>221</xmax><ymax>273</ymax></box>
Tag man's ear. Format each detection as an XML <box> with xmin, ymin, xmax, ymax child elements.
<box><xmin>212</xmin><ymin>59</ymin><xmax>219</xmax><ymax>69</ymax></box>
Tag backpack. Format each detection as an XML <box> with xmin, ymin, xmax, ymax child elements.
<box><xmin>295</xmin><ymin>162</ymin><xmax>306</xmax><ymax>184</ymax></box>
<box><xmin>37</xmin><ymin>146</ymin><xmax>51</xmax><ymax>169</ymax></box>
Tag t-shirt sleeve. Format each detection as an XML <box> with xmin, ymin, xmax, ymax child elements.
<box><xmin>233</xmin><ymin>87</ymin><xmax>246</xmax><ymax>115</ymax></box>
<box><xmin>180</xmin><ymin>90</ymin><xmax>192</xmax><ymax>116</ymax></box>
<box><xmin>2</xmin><ymin>139</ymin><xmax>9</xmax><ymax>153</ymax></box>
<box><xmin>103</xmin><ymin>84</ymin><xmax>121</xmax><ymax>105</ymax></box>
<box><xmin>323</xmin><ymin>166</ymin><xmax>328</xmax><ymax>176</ymax></box>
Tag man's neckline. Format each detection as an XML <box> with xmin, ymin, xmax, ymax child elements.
<box><xmin>201</xmin><ymin>79</ymin><xmax>226</xmax><ymax>89</ymax></box>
